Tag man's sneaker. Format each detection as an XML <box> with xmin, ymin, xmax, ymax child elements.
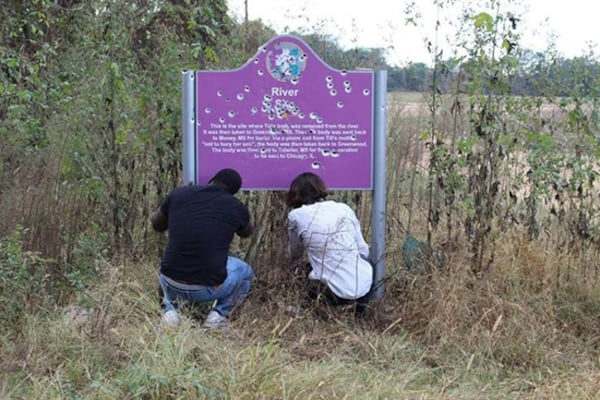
<box><xmin>285</xmin><ymin>304</ymin><xmax>302</xmax><ymax>317</ymax></box>
<box><xmin>203</xmin><ymin>310</ymin><xmax>230</xmax><ymax>329</ymax></box>
<box><xmin>160</xmin><ymin>310</ymin><xmax>180</xmax><ymax>327</ymax></box>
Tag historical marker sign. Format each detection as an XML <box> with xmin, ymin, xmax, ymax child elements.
<box><xmin>194</xmin><ymin>35</ymin><xmax>374</xmax><ymax>190</ymax></box>
<box><xmin>182</xmin><ymin>34</ymin><xmax>387</xmax><ymax>298</ymax></box>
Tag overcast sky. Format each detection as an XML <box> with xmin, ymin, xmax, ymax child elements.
<box><xmin>226</xmin><ymin>0</ymin><xmax>599</xmax><ymax>66</ymax></box>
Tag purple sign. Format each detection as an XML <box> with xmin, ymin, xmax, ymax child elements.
<box><xmin>195</xmin><ymin>35</ymin><xmax>374</xmax><ymax>190</ymax></box>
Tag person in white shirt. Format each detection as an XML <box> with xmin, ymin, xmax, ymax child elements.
<box><xmin>285</xmin><ymin>172</ymin><xmax>374</xmax><ymax>317</ymax></box>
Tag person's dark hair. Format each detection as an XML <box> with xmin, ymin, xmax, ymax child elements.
<box><xmin>209</xmin><ymin>168</ymin><xmax>242</xmax><ymax>194</ymax></box>
<box><xmin>285</xmin><ymin>172</ymin><xmax>329</xmax><ymax>208</ymax></box>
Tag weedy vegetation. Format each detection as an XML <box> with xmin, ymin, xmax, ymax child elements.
<box><xmin>1</xmin><ymin>0</ymin><xmax>599</xmax><ymax>399</ymax></box>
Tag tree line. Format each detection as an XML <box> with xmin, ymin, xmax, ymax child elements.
<box><xmin>297</xmin><ymin>38</ymin><xmax>599</xmax><ymax>96</ymax></box>
<box><xmin>386</xmin><ymin>53</ymin><xmax>599</xmax><ymax>96</ymax></box>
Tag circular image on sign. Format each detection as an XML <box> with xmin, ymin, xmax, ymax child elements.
<box><xmin>267</xmin><ymin>42</ymin><xmax>307</xmax><ymax>82</ymax></box>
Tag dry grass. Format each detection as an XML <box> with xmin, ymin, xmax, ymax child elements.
<box><xmin>2</xmin><ymin>226</ymin><xmax>599</xmax><ymax>399</ymax></box>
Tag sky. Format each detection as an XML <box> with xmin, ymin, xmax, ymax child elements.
<box><xmin>226</xmin><ymin>0</ymin><xmax>599</xmax><ymax>66</ymax></box>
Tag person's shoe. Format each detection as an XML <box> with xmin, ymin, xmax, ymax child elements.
<box><xmin>285</xmin><ymin>304</ymin><xmax>302</xmax><ymax>317</ymax></box>
<box><xmin>160</xmin><ymin>310</ymin><xmax>180</xmax><ymax>327</ymax></box>
<box><xmin>203</xmin><ymin>310</ymin><xmax>230</xmax><ymax>329</ymax></box>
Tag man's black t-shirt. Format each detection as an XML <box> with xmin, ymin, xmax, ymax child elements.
<box><xmin>159</xmin><ymin>184</ymin><xmax>249</xmax><ymax>286</ymax></box>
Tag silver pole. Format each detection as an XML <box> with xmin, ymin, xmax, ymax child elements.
<box><xmin>371</xmin><ymin>70</ymin><xmax>387</xmax><ymax>300</ymax></box>
<box><xmin>182</xmin><ymin>70</ymin><xmax>196</xmax><ymax>185</ymax></box>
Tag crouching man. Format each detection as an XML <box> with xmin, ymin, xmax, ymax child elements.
<box><xmin>151</xmin><ymin>168</ymin><xmax>254</xmax><ymax>328</ymax></box>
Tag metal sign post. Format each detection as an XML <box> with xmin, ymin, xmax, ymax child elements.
<box><xmin>372</xmin><ymin>70</ymin><xmax>387</xmax><ymax>300</ymax></box>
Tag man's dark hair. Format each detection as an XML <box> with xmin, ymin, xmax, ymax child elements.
<box><xmin>285</xmin><ymin>172</ymin><xmax>329</xmax><ymax>208</ymax></box>
<box><xmin>209</xmin><ymin>168</ymin><xmax>242</xmax><ymax>194</ymax></box>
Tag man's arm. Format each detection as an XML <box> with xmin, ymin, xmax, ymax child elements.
<box><xmin>151</xmin><ymin>208</ymin><xmax>168</xmax><ymax>232</ymax></box>
<box><xmin>236</xmin><ymin>221</ymin><xmax>254</xmax><ymax>238</ymax></box>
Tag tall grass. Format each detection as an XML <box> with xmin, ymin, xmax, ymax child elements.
<box><xmin>1</xmin><ymin>248</ymin><xmax>599</xmax><ymax>399</ymax></box>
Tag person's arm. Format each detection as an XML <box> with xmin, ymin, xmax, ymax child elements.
<box><xmin>350</xmin><ymin>208</ymin><xmax>370</xmax><ymax>258</ymax></box>
<box><xmin>152</xmin><ymin>191</ymin><xmax>174</xmax><ymax>232</ymax></box>
<box><xmin>235</xmin><ymin>204</ymin><xmax>253</xmax><ymax>238</ymax></box>
<box><xmin>236</xmin><ymin>220</ymin><xmax>254</xmax><ymax>238</ymax></box>
<box><xmin>151</xmin><ymin>207</ymin><xmax>168</xmax><ymax>232</ymax></box>
<box><xmin>287</xmin><ymin>215</ymin><xmax>304</xmax><ymax>261</ymax></box>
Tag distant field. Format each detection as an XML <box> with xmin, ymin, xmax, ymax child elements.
<box><xmin>388</xmin><ymin>91</ymin><xmax>426</xmax><ymax>103</ymax></box>
<box><xmin>387</xmin><ymin>91</ymin><xmax>578</xmax><ymax>120</ymax></box>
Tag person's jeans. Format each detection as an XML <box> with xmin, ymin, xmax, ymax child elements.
<box><xmin>158</xmin><ymin>256</ymin><xmax>254</xmax><ymax>318</ymax></box>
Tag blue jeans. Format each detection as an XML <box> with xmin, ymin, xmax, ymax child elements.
<box><xmin>158</xmin><ymin>256</ymin><xmax>254</xmax><ymax>318</ymax></box>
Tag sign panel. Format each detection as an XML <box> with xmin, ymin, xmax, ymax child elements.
<box><xmin>195</xmin><ymin>35</ymin><xmax>374</xmax><ymax>190</ymax></box>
